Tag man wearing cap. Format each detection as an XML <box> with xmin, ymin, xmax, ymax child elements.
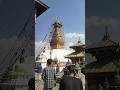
<box><xmin>42</xmin><ymin>59</ymin><xmax>56</xmax><ymax>90</ymax></box>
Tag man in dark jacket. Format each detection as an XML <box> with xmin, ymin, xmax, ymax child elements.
<box><xmin>28</xmin><ymin>78</ymin><xmax>35</xmax><ymax>90</ymax></box>
<box><xmin>59</xmin><ymin>65</ymin><xmax>83</xmax><ymax>90</ymax></box>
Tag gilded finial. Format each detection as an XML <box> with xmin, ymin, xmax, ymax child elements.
<box><xmin>102</xmin><ymin>25</ymin><xmax>110</xmax><ymax>41</ymax></box>
<box><xmin>78</xmin><ymin>37</ymin><xmax>81</xmax><ymax>43</ymax></box>
<box><xmin>53</xmin><ymin>18</ymin><xmax>62</xmax><ymax>28</ymax></box>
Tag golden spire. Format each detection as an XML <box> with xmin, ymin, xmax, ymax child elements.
<box><xmin>102</xmin><ymin>26</ymin><xmax>110</xmax><ymax>41</ymax></box>
<box><xmin>50</xmin><ymin>20</ymin><xmax>64</xmax><ymax>49</ymax></box>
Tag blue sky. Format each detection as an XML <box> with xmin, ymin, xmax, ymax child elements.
<box><xmin>35</xmin><ymin>0</ymin><xmax>85</xmax><ymax>42</ymax></box>
<box><xmin>35</xmin><ymin>0</ymin><xmax>85</xmax><ymax>55</ymax></box>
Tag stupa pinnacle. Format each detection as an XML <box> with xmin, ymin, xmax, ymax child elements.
<box><xmin>102</xmin><ymin>26</ymin><xmax>110</xmax><ymax>41</ymax></box>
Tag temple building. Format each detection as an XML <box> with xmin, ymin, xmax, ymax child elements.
<box><xmin>83</xmin><ymin>27</ymin><xmax>120</xmax><ymax>90</ymax></box>
<box><xmin>65</xmin><ymin>39</ymin><xmax>85</xmax><ymax>90</ymax></box>
<box><xmin>65</xmin><ymin>39</ymin><xmax>85</xmax><ymax>65</ymax></box>
<box><xmin>36</xmin><ymin>20</ymin><xmax>71</xmax><ymax>72</ymax></box>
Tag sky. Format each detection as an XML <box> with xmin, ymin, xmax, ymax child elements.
<box><xmin>35</xmin><ymin>0</ymin><xmax>85</xmax><ymax>55</ymax></box>
<box><xmin>35</xmin><ymin>0</ymin><xmax>85</xmax><ymax>54</ymax></box>
<box><xmin>86</xmin><ymin>0</ymin><xmax>120</xmax><ymax>44</ymax></box>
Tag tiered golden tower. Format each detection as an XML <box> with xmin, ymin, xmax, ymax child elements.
<box><xmin>50</xmin><ymin>20</ymin><xmax>64</xmax><ymax>49</ymax></box>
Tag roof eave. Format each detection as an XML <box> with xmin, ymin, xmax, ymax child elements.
<box><xmin>35</xmin><ymin>0</ymin><xmax>49</xmax><ymax>17</ymax></box>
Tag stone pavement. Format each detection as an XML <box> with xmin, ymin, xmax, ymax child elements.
<box><xmin>35</xmin><ymin>80</ymin><xmax>59</xmax><ymax>90</ymax></box>
<box><xmin>35</xmin><ymin>73</ymin><xmax>59</xmax><ymax>90</ymax></box>
<box><xmin>35</xmin><ymin>72</ymin><xmax>85</xmax><ymax>90</ymax></box>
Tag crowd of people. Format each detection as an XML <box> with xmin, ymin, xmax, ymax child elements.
<box><xmin>40</xmin><ymin>59</ymin><xmax>83</xmax><ymax>90</ymax></box>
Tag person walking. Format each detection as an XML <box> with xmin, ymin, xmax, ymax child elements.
<box><xmin>38</xmin><ymin>63</ymin><xmax>42</xmax><ymax>73</ymax></box>
<box><xmin>37</xmin><ymin>63</ymin><xmax>42</xmax><ymax>80</ymax></box>
<box><xmin>59</xmin><ymin>65</ymin><xmax>83</xmax><ymax>90</ymax></box>
<box><xmin>63</xmin><ymin>61</ymin><xmax>72</xmax><ymax>76</ymax></box>
<box><xmin>42</xmin><ymin>59</ymin><xmax>56</xmax><ymax>90</ymax></box>
<box><xmin>28</xmin><ymin>77</ymin><xmax>35</xmax><ymax>90</ymax></box>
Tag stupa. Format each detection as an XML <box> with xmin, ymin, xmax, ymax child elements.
<box><xmin>37</xmin><ymin>20</ymin><xmax>71</xmax><ymax>72</ymax></box>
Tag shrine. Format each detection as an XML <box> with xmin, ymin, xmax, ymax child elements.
<box><xmin>83</xmin><ymin>27</ymin><xmax>120</xmax><ymax>90</ymax></box>
<box><xmin>65</xmin><ymin>39</ymin><xmax>85</xmax><ymax>67</ymax></box>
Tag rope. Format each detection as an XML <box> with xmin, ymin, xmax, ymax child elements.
<box><xmin>36</xmin><ymin>25</ymin><xmax>55</xmax><ymax>58</ymax></box>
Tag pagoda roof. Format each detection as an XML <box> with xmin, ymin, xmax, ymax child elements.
<box><xmin>35</xmin><ymin>0</ymin><xmax>49</xmax><ymax>17</ymax></box>
<box><xmin>86</xmin><ymin>39</ymin><xmax>118</xmax><ymax>49</ymax></box>
<box><xmin>83</xmin><ymin>27</ymin><xmax>120</xmax><ymax>74</ymax></box>
<box><xmin>83</xmin><ymin>60</ymin><xmax>120</xmax><ymax>74</ymax></box>
<box><xmin>65</xmin><ymin>51</ymin><xmax>85</xmax><ymax>58</ymax></box>
<box><xmin>70</xmin><ymin>40</ymin><xmax>85</xmax><ymax>48</ymax></box>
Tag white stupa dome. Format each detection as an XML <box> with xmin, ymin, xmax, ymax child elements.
<box><xmin>36</xmin><ymin>48</ymin><xmax>71</xmax><ymax>71</ymax></box>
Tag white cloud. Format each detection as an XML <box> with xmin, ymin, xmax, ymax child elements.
<box><xmin>65</xmin><ymin>32</ymin><xmax>84</xmax><ymax>39</ymax></box>
<box><xmin>0</xmin><ymin>37</ymin><xmax>16</xmax><ymax>59</ymax></box>
<box><xmin>86</xmin><ymin>16</ymin><xmax>120</xmax><ymax>43</ymax></box>
<box><xmin>87</xmin><ymin>16</ymin><xmax>120</xmax><ymax>29</ymax></box>
<box><xmin>64</xmin><ymin>32</ymin><xmax>85</xmax><ymax>50</ymax></box>
<box><xmin>35</xmin><ymin>41</ymin><xmax>46</xmax><ymax>49</ymax></box>
<box><xmin>65</xmin><ymin>32</ymin><xmax>85</xmax><ymax>44</ymax></box>
<box><xmin>0</xmin><ymin>37</ymin><xmax>16</xmax><ymax>47</ymax></box>
<box><xmin>35</xmin><ymin>41</ymin><xmax>50</xmax><ymax>56</ymax></box>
